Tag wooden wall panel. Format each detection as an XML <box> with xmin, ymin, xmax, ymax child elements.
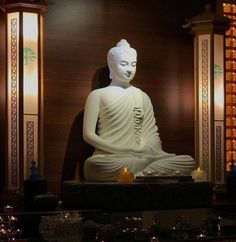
<box><xmin>0</xmin><ymin>11</ymin><xmax>6</xmax><ymax>192</ymax></box>
<box><xmin>43</xmin><ymin>0</ymin><xmax>211</xmax><ymax>194</ymax></box>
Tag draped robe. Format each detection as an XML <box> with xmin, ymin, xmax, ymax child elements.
<box><xmin>84</xmin><ymin>86</ymin><xmax>195</xmax><ymax>181</ymax></box>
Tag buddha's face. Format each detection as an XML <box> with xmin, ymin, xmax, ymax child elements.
<box><xmin>110</xmin><ymin>51</ymin><xmax>137</xmax><ymax>84</ymax></box>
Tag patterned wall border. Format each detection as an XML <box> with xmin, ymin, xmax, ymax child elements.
<box><xmin>10</xmin><ymin>18</ymin><xmax>18</xmax><ymax>187</ymax></box>
<box><xmin>24</xmin><ymin>115</ymin><xmax>38</xmax><ymax>179</ymax></box>
<box><xmin>26</xmin><ymin>121</ymin><xmax>34</xmax><ymax>174</ymax></box>
<box><xmin>215</xmin><ymin>125</ymin><xmax>222</xmax><ymax>181</ymax></box>
<box><xmin>201</xmin><ymin>38</ymin><xmax>209</xmax><ymax>175</ymax></box>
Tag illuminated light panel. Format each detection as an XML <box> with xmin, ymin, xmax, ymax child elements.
<box><xmin>23</xmin><ymin>12</ymin><xmax>39</xmax><ymax>179</ymax></box>
<box><xmin>23</xmin><ymin>12</ymin><xmax>38</xmax><ymax>115</ymax></box>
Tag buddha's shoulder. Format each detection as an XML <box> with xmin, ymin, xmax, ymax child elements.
<box><xmin>131</xmin><ymin>86</ymin><xmax>150</xmax><ymax>98</ymax></box>
<box><xmin>88</xmin><ymin>87</ymin><xmax>109</xmax><ymax>96</ymax></box>
<box><xmin>89</xmin><ymin>86</ymin><xmax>126</xmax><ymax>95</ymax></box>
<box><xmin>86</xmin><ymin>87</ymin><xmax>115</xmax><ymax>101</ymax></box>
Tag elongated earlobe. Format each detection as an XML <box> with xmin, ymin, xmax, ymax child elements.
<box><xmin>108</xmin><ymin>62</ymin><xmax>113</xmax><ymax>79</ymax></box>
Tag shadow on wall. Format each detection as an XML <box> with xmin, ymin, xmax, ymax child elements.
<box><xmin>61</xmin><ymin>66</ymin><xmax>111</xmax><ymax>184</ymax></box>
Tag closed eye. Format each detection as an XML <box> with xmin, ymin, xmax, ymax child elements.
<box><xmin>120</xmin><ymin>61</ymin><xmax>129</xmax><ymax>66</ymax></box>
<box><xmin>131</xmin><ymin>62</ymin><xmax>137</xmax><ymax>67</ymax></box>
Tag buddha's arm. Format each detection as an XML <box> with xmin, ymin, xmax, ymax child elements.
<box><xmin>140</xmin><ymin>92</ymin><xmax>163</xmax><ymax>153</ymax></box>
<box><xmin>83</xmin><ymin>90</ymin><xmax>131</xmax><ymax>154</ymax></box>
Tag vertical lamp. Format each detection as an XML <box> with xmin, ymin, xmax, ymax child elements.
<box><xmin>1</xmin><ymin>0</ymin><xmax>48</xmax><ymax>190</ymax></box>
<box><xmin>183</xmin><ymin>5</ymin><xmax>230</xmax><ymax>189</ymax></box>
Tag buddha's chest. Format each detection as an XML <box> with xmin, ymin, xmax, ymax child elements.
<box><xmin>100</xmin><ymin>89</ymin><xmax>135</xmax><ymax>109</ymax></box>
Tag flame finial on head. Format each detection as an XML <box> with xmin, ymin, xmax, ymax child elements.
<box><xmin>116</xmin><ymin>39</ymin><xmax>130</xmax><ymax>48</ymax></box>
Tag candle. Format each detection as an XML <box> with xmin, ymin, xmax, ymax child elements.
<box><xmin>0</xmin><ymin>228</ymin><xmax>7</xmax><ymax>239</ymax></box>
<box><xmin>117</xmin><ymin>167</ymin><xmax>134</xmax><ymax>183</ymax></box>
<box><xmin>16</xmin><ymin>229</ymin><xmax>23</xmax><ymax>237</ymax></box>
<box><xmin>173</xmin><ymin>170</ymin><xmax>181</xmax><ymax>176</ymax></box>
<box><xmin>150</xmin><ymin>236</ymin><xmax>160</xmax><ymax>242</ymax></box>
<box><xmin>3</xmin><ymin>205</ymin><xmax>13</xmax><ymax>213</ymax></box>
<box><xmin>8</xmin><ymin>216</ymin><xmax>18</xmax><ymax>222</ymax></box>
<box><xmin>196</xmin><ymin>233</ymin><xmax>206</xmax><ymax>239</ymax></box>
<box><xmin>191</xmin><ymin>167</ymin><xmax>207</xmax><ymax>182</ymax></box>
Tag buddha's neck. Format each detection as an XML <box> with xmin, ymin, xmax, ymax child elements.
<box><xmin>110</xmin><ymin>80</ymin><xmax>131</xmax><ymax>89</ymax></box>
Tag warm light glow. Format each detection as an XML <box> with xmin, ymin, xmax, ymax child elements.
<box><xmin>23</xmin><ymin>13</ymin><xmax>38</xmax><ymax>41</ymax></box>
<box><xmin>23</xmin><ymin>71</ymin><xmax>38</xmax><ymax>103</ymax></box>
<box><xmin>23</xmin><ymin>12</ymin><xmax>38</xmax><ymax>114</ymax></box>
<box><xmin>214</xmin><ymin>85</ymin><xmax>224</xmax><ymax>110</ymax></box>
<box><xmin>117</xmin><ymin>167</ymin><xmax>134</xmax><ymax>183</ymax></box>
<box><xmin>22</xmin><ymin>12</ymin><xmax>39</xmax><ymax>179</ymax></box>
<box><xmin>191</xmin><ymin>167</ymin><xmax>207</xmax><ymax>181</ymax></box>
<box><xmin>214</xmin><ymin>35</ymin><xmax>224</xmax><ymax>121</ymax></box>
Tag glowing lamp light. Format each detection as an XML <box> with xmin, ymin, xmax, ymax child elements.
<box><xmin>23</xmin><ymin>12</ymin><xmax>39</xmax><ymax>115</ymax></box>
<box><xmin>214</xmin><ymin>85</ymin><xmax>224</xmax><ymax>112</ymax></box>
<box><xmin>191</xmin><ymin>167</ymin><xmax>207</xmax><ymax>182</ymax></box>
<box><xmin>117</xmin><ymin>167</ymin><xmax>134</xmax><ymax>183</ymax></box>
<box><xmin>3</xmin><ymin>205</ymin><xmax>13</xmax><ymax>213</ymax></box>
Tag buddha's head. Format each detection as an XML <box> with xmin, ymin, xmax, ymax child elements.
<box><xmin>107</xmin><ymin>39</ymin><xmax>137</xmax><ymax>85</ymax></box>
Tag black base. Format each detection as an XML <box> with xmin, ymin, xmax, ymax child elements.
<box><xmin>62</xmin><ymin>180</ymin><xmax>213</xmax><ymax>211</ymax></box>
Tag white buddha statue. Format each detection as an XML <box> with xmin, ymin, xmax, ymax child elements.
<box><xmin>83</xmin><ymin>39</ymin><xmax>195</xmax><ymax>181</ymax></box>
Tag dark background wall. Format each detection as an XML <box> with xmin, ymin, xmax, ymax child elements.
<box><xmin>0</xmin><ymin>0</ymin><xmax>215</xmax><ymax>195</ymax></box>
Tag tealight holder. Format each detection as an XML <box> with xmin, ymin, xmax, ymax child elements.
<box><xmin>150</xmin><ymin>236</ymin><xmax>160</xmax><ymax>242</ymax></box>
<box><xmin>3</xmin><ymin>205</ymin><xmax>13</xmax><ymax>213</ymax></box>
<box><xmin>143</xmin><ymin>170</ymin><xmax>157</xmax><ymax>176</ymax></box>
<box><xmin>191</xmin><ymin>167</ymin><xmax>207</xmax><ymax>182</ymax></box>
<box><xmin>117</xmin><ymin>167</ymin><xmax>134</xmax><ymax>183</ymax></box>
<box><xmin>173</xmin><ymin>170</ymin><xmax>181</xmax><ymax>176</ymax></box>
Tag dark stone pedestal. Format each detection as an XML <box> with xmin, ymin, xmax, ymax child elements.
<box><xmin>62</xmin><ymin>181</ymin><xmax>213</xmax><ymax>211</ymax></box>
